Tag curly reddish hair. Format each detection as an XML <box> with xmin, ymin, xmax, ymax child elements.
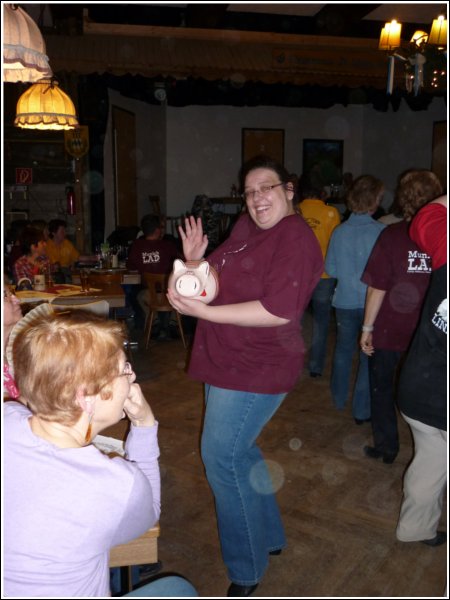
<box><xmin>395</xmin><ymin>169</ymin><xmax>443</xmax><ymax>221</ymax></box>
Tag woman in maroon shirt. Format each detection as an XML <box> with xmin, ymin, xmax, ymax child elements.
<box><xmin>168</xmin><ymin>156</ymin><xmax>323</xmax><ymax>597</ymax></box>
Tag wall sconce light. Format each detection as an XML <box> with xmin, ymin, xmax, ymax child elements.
<box><xmin>379</xmin><ymin>15</ymin><xmax>447</xmax><ymax>96</ymax></box>
<box><xmin>154</xmin><ymin>82</ymin><xmax>167</xmax><ymax>103</ymax></box>
<box><xmin>14</xmin><ymin>78</ymin><xmax>79</xmax><ymax>130</ymax></box>
<box><xmin>3</xmin><ymin>3</ymin><xmax>53</xmax><ymax>82</ymax></box>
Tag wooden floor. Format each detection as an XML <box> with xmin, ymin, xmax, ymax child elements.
<box><xmin>108</xmin><ymin>313</ymin><xmax>447</xmax><ymax>598</ymax></box>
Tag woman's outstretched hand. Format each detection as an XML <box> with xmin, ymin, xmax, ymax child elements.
<box><xmin>178</xmin><ymin>216</ymin><xmax>209</xmax><ymax>261</ymax></box>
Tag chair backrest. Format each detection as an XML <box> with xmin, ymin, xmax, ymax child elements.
<box><xmin>88</xmin><ymin>272</ymin><xmax>123</xmax><ymax>287</ymax></box>
<box><xmin>166</xmin><ymin>215</ymin><xmax>182</xmax><ymax>238</ymax></box>
<box><xmin>149</xmin><ymin>195</ymin><xmax>161</xmax><ymax>215</ymax></box>
<box><xmin>51</xmin><ymin>298</ymin><xmax>110</xmax><ymax>318</ymax></box>
<box><xmin>142</xmin><ymin>272</ymin><xmax>171</xmax><ymax>310</ymax></box>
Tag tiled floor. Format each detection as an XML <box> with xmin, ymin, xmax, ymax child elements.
<box><xmin>111</xmin><ymin>314</ymin><xmax>447</xmax><ymax>598</ymax></box>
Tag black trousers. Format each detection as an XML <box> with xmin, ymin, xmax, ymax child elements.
<box><xmin>368</xmin><ymin>348</ymin><xmax>403</xmax><ymax>454</ymax></box>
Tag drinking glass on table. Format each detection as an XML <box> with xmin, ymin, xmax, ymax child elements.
<box><xmin>79</xmin><ymin>269</ymin><xmax>91</xmax><ymax>292</ymax></box>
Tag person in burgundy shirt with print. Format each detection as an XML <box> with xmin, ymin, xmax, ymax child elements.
<box><xmin>127</xmin><ymin>214</ymin><xmax>180</xmax><ymax>336</ymax></box>
<box><xmin>168</xmin><ymin>155</ymin><xmax>323</xmax><ymax>597</ymax></box>
<box><xmin>360</xmin><ymin>169</ymin><xmax>443</xmax><ymax>464</ymax></box>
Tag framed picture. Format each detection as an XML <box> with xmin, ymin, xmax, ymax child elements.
<box><xmin>302</xmin><ymin>139</ymin><xmax>343</xmax><ymax>188</ymax></box>
<box><xmin>242</xmin><ymin>128</ymin><xmax>285</xmax><ymax>165</ymax></box>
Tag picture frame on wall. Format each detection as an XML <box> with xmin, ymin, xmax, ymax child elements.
<box><xmin>242</xmin><ymin>128</ymin><xmax>285</xmax><ymax>165</ymax></box>
<box><xmin>302</xmin><ymin>139</ymin><xmax>343</xmax><ymax>189</ymax></box>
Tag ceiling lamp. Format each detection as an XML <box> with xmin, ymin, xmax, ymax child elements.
<box><xmin>379</xmin><ymin>15</ymin><xmax>447</xmax><ymax>96</ymax></box>
<box><xmin>14</xmin><ymin>78</ymin><xmax>79</xmax><ymax>130</ymax></box>
<box><xmin>3</xmin><ymin>3</ymin><xmax>53</xmax><ymax>82</ymax></box>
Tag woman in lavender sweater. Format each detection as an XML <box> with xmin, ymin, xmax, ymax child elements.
<box><xmin>4</xmin><ymin>311</ymin><xmax>194</xmax><ymax>597</ymax></box>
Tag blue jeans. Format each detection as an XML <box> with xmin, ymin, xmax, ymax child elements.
<box><xmin>331</xmin><ymin>308</ymin><xmax>370</xmax><ymax>420</ymax></box>
<box><xmin>308</xmin><ymin>278</ymin><xmax>336</xmax><ymax>375</ymax></box>
<box><xmin>124</xmin><ymin>575</ymin><xmax>198</xmax><ymax>597</ymax></box>
<box><xmin>201</xmin><ymin>385</ymin><xmax>287</xmax><ymax>586</ymax></box>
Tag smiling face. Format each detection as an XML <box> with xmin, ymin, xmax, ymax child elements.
<box><xmin>244</xmin><ymin>168</ymin><xmax>294</xmax><ymax>230</ymax></box>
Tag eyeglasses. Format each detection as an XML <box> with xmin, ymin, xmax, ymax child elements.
<box><xmin>242</xmin><ymin>182</ymin><xmax>285</xmax><ymax>202</ymax></box>
<box><xmin>118</xmin><ymin>361</ymin><xmax>134</xmax><ymax>379</ymax></box>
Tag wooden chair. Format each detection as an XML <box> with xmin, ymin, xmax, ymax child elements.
<box><xmin>109</xmin><ymin>524</ymin><xmax>160</xmax><ymax>594</ymax></box>
<box><xmin>142</xmin><ymin>273</ymin><xmax>186</xmax><ymax>350</ymax></box>
<box><xmin>88</xmin><ymin>272</ymin><xmax>135</xmax><ymax>358</ymax></box>
<box><xmin>148</xmin><ymin>195</ymin><xmax>161</xmax><ymax>216</ymax></box>
<box><xmin>88</xmin><ymin>271</ymin><xmax>127</xmax><ymax>320</ymax></box>
<box><xmin>88</xmin><ymin>272</ymin><xmax>123</xmax><ymax>287</ymax></box>
<box><xmin>165</xmin><ymin>215</ymin><xmax>182</xmax><ymax>238</ymax></box>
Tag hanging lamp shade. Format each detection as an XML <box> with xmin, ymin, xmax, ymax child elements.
<box><xmin>14</xmin><ymin>79</ymin><xmax>79</xmax><ymax>130</ymax></box>
<box><xmin>3</xmin><ymin>4</ymin><xmax>53</xmax><ymax>82</ymax></box>
<box><xmin>428</xmin><ymin>15</ymin><xmax>448</xmax><ymax>46</ymax></box>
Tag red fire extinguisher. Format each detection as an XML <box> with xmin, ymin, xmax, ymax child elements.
<box><xmin>66</xmin><ymin>186</ymin><xmax>76</xmax><ymax>215</ymax></box>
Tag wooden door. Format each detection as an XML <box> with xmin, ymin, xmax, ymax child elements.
<box><xmin>112</xmin><ymin>106</ymin><xmax>137</xmax><ymax>227</ymax></box>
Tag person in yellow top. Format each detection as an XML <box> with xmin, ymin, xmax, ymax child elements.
<box><xmin>299</xmin><ymin>180</ymin><xmax>341</xmax><ymax>378</ymax></box>
<box><xmin>46</xmin><ymin>219</ymin><xmax>80</xmax><ymax>277</ymax></box>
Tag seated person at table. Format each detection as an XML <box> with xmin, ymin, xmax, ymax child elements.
<box><xmin>5</xmin><ymin>219</ymin><xmax>29</xmax><ymax>279</ymax></box>
<box><xmin>127</xmin><ymin>214</ymin><xmax>181</xmax><ymax>336</ymax></box>
<box><xmin>3</xmin><ymin>283</ymin><xmax>22</xmax><ymax>400</ymax></box>
<box><xmin>46</xmin><ymin>219</ymin><xmax>96</xmax><ymax>283</ymax></box>
<box><xmin>4</xmin><ymin>312</ymin><xmax>162</xmax><ymax>597</ymax></box>
<box><xmin>12</xmin><ymin>226</ymin><xmax>52</xmax><ymax>285</ymax></box>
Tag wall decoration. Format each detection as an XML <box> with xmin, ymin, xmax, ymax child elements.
<box><xmin>242</xmin><ymin>128</ymin><xmax>285</xmax><ymax>165</ymax></box>
<box><xmin>302</xmin><ymin>139</ymin><xmax>343</xmax><ymax>188</ymax></box>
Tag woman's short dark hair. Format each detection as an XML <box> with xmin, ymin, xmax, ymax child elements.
<box><xmin>238</xmin><ymin>155</ymin><xmax>290</xmax><ymax>192</ymax></box>
<box><xmin>19</xmin><ymin>227</ymin><xmax>45</xmax><ymax>255</ymax></box>
<box><xmin>346</xmin><ymin>175</ymin><xmax>384</xmax><ymax>214</ymax></box>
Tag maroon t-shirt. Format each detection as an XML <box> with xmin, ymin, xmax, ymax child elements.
<box><xmin>188</xmin><ymin>213</ymin><xmax>323</xmax><ymax>394</ymax></box>
<box><xmin>361</xmin><ymin>220</ymin><xmax>431</xmax><ymax>351</ymax></box>
<box><xmin>126</xmin><ymin>238</ymin><xmax>179</xmax><ymax>275</ymax></box>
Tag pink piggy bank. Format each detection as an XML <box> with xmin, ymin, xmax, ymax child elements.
<box><xmin>172</xmin><ymin>259</ymin><xmax>219</xmax><ymax>304</ymax></box>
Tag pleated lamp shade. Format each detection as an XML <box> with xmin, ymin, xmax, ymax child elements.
<box><xmin>14</xmin><ymin>79</ymin><xmax>79</xmax><ymax>130</ymax></box>
<box><xmin>3</xmin><ymin>4</ymin><xmax>53</xmax><ymax>82</ymax></box>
